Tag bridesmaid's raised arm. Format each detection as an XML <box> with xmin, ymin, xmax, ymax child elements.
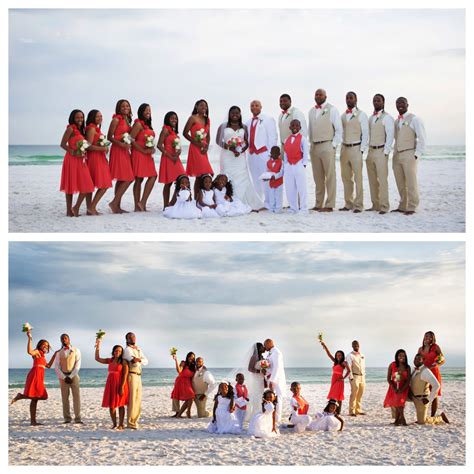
<box><xmin>95</xmin><ymin>339</ymin><xmax>110</xmax><ymax>365</ymax></box>
<box><xmin>26</xmin><ymin>332</ymin><xmax>40</xmax><ymax>358</ymax></box>
<box><xmin>320</xmin><ymin>341</ymin><xmax>335</xmax><ymax>363</ymax></box>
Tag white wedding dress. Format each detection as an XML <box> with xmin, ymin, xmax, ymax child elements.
<box><xmin>218</xmin><ymin>127</ymin><xmax>264</xmax><ymax>211</ymax></box>
<box><xmin>207</xmin><ymin>396</ymin><xmax>242</xmax><ymax>434</ymax></box>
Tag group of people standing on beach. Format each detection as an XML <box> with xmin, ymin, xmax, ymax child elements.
<box><xmin>59</xmin><ymin>89</ymin><xmax>426</xmax><ymax>219</ymax></box>
<box><xmin>11</xmin><ymin>330</ymin><xmax>448</xmax><ymax>436</ymax></box>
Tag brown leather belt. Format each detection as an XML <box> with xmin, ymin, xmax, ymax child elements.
<box><xmin>129</xmin><ymin>371</ymin><xmax>141</xmax><ymax>376</ymax></box>
<box><xmin>370</xmin><ymin>145</ymin><xmax>385</xmax><ymax>149</ymax></box>
<box><xmin>343</xmin><ymin>142</ymin><xmax>361</xmax><ymax>147</ymax></box>
<box><xmin>397</xmin><ymin>148</ymin><xmax>415</xmax><ymax>153</ymax></box>
<box><xmin>313</xmin><ymin>140</ymin><xmax>331</xmax><ymax>145</ymax></box>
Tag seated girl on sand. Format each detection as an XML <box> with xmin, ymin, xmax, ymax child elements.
<box><xmin>196</xmin><ymin>174</ymin><xmax>220</xmax><ymax>218</ymax></box>
<box><xmin>307</xmin><ymin>399</ymin><xmax>344</xmax><ymax>432</ymax></box>
<box><xmin>213</xmin><ymin>174</ymin><xmax>252</xmax><ymax>217</ymax></box>
<box><xmin>207</xmin><ymin>382</ymin><xmax>242</xmax><ymax>434</ymax></box>
<box><xmin>247</xmin><ymin>389</ymin><xmax>279</xmax><ymax>438</ymax></box>
<box><xmin>288</xmin><ymin>381</ymin><xmax>312</xmax><ymax>433</ymax></box>
<box><xmin>163</xmin><ymin>174</ymin><xmax>202</xmax><ymax>219</ymax></box>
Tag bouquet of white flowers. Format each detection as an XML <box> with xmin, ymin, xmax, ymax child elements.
<box><xmin>76</xmin><ymin>140</ymin><xmax>90</xmax><ymax>155</ymax></box>
<box><xmin>122</xmin><ymin>133</ymin><xmax>132</xmax><ymax>145</ymax></box>
<box><xmin>172</xmin><ymin>137</ymin><xmax>181</xmax><ymax>150</ymax></box>
<box><xmin>195</xmin><ymin>128</ymin><xmax>207</xmax><ymax>143</ymax></box>
<box><xmin>227</xmin><ymin>137</ymin><xmax>243</xmax><ymax>151</ymax></box>
<box><xmin>97</xmin><ymin>134</ymin><xmax>110</xmax><ymax>148</ymax></box>
<box><xmin>22</xmin><ymin>322</ymin><xmax>33</xmax><ymax>333</ymax></box>
<box><xmin>145</xmin><ymin>135</ymin><xmax>155</xmax><ymax>148</ymax></box>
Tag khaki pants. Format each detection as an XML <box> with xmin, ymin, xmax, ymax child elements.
<box><xmin>413</xmin><ymin>397</ymin><xmax>444</xmax><ymax>425</ymax></box>
<box><xmin>392</xmin><ymin>150</ymin><xmax>419</xmax><ymax>212</ymax></box>
<box><xmin>193</xmin><ymin>394</ymin><xmax>210</xmax><ymax>418</ymax></box>
<box><xmin>340</xmin><ymin>144</ymin><xmax>364</xmax><ymax>211</ymax></box>
<box><xmin>127</xmin><ymin>373</ymin><xmax>142</xmax><ymax>429</ymax></box>
<box><xmin>310</xmin><ymin>141</ymin><xmax>336</xmax><ymax>209</ymax></box>
<box><xmin>366</xmin><ymin>148</ymin><xmax>390</xmax><ymax>212</ymax></box>
<box><xmin>349</xmin><ymin>376</ymin><xmax>365</xmax><ymax>415</ymax></box>
<box><xmin>60</xmin><ymin>375</ymin><xmax>81</xmax><ymax>422</ymax></box>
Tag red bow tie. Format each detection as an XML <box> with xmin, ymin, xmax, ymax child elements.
<box><xmin>373</xmin><ymin>111</ymin><xmax>379</xmax><ymax>116</ymax></box>
<box><xmin>281</xmin><ymin>110</ymin><xmax>288</xmax><ymax>115</ymax></box>
<box><xmin>346</xmin><ymin>109</ymin><xmax>353</xmax><ymax>114</ymax></box>
<box><xmin>398</xmin><ymin>114</ymin><xmax>404</xmax><ymax>120</ymax></box>
<box><xmin>315</xmin><ymin>105</ymin><xmax>322</xmax><ymax>109</ymax></box>
<box><xmin>63</xmin><ymin>346</ymin><xmax>70</xmax><ymax>351</ymax></box>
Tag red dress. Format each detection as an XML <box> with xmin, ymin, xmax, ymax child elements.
<box><xmin>170</xmin><ymin>364</ymin><xmax>195</xmax><ymax>401</ymax></box>
<box><xmin>421</xmin><ymin>344</ymin><xmax>442</xmax><ymax>396</ymax></box>
<box><xmin>86</xmin><ymin>124</ymin><xmax>112</xmax><ymax>189</ymax></box>
<box><xmin>131</xmin><ymin>119</ymin><xmax>158</xmax><ymax>178</ymax></box>
<box><xmin>23</xmin><ymin>351</ymin><xmax>48</xmax><ymax>400</ymax></box>
<box><xmin>327</xmin><ymin>364</ymin><xmax>345</xmax><ymax>400</ymax></box>
<box><xmin>383</xmin><ymin>362</ymin><xmax>409</xmax><ymax>408</ymax></box>
<box><xmin>185</xmin><ymin>121</ymin><xmax>214</xmax><ymax>177</ymax></box>
<box><xmin>158</xmin><ymin>125</ymin><xmax>186</xmax><ymax>184</ymax></box>
<box><xmin>109</xmin><ymin>114</ymin><xmax>135</xmax><ymax>181</ymax></box>
<box><xmin>101</xmin><ymin>360</ymin><xmax>129</xmax><ymax>409</ymax></box>
<box><xmin>60</xmin><ymin>125</ymin><xmax>95</xmax><ymax>194</ymax></box>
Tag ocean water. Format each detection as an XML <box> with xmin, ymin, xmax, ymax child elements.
<box><xmin>8</xmin><ymin>367</ymin><xmax>465</xmax><ymax>389</ymax></box>
<box><xmin>8</xmin><ymin>145</ymin><xmax>466</xmax><ymax>167</ymax></box>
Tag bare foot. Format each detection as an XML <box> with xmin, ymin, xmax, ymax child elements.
<box><xmin>67</xmin><ymin>210</ymin><xmax>74</xmax><ymax>217</ymax></box>
<box><xmin>119</xmin><ymin>208</ymin><xmax>129</xmax><ymax>214</ymax></box>
<box><xmin>138</xmin><ymin>202</ymin><xmax>146</xmax><ymax>212</ymax></box>
<box><xmin>11</xmin><ymin>393</ymin><xmax>22</xmax><ymax>405</ymax></box>
<box><xmin>108</xmin><ymin>202</ymin><xmax>121</xmax><ymax>214</ymax></box>
<box><xmin>71</xmin><ymin>206</ymin><xmax>80</xmax><ymax>217</ymax></box>
<box><xmin>186</xmin><ymin>413</ymin><xmax>191</xmax><ymax>419</ymax></box>
<box><xmin>30</xmin><ymin>422</ymin><xmax>43</xmax><ymax>426</ymax></box>
<box><xmin>111</xmin><ymin>424</ymin><xmax>117</xmax><ymax>430</ymax></box>
<box><xmin>134</xmin><ymin>205</ymin><xmax>142</xmax><ymax>212</ymax></box>
<box><xmin>87</xmin><ymin>208</ymin><xmax>99</xmax><ymax>216</ymax></box>
<box><xmin>117</xmin><ymin>425</ymin><xmax>124</xmax><ymax>430</ymax></box>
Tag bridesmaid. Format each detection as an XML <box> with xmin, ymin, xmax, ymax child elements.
<box><xmin>319</xmin><ymin>340</ymin><xmax>350</xmax><ymax>414</ymax></box>
<box><xmin>157</xmin><ymin>111</ymin><xmax>185</xmax><ymax>208</ymax></box>
<box><xmin>84</xmin><ymin>109</ymin><xmax>113</xmax><ymax>215</ymax></box>
<box><xmin>130</xmin><ymin>103</ymin><xmax>158</xmax><ymax>212</ymax></box>
<box><xmin>11</xmin><ymin>330</ymin><xmax>58</xmax><ymax>425</ymax></box>
<box><xmin>95</xmin><ymin>338</ymin><xmax>129</xmax><ymax>430</ymax></box>
<box><xmin>383</xmin><ymin>349</ymin><xmax>411</xmax><ymax>426</ymax></box>
<box><xmin>418</xmin><ymin>331</ymin><xmax>445</xmax><ymax>417</ymax></box>
<box><xmin>183</xmin><ymin>99</ymin><xmax>214</xmax><ymax>197</ymax></box>
<box><xmin>170</xmin><ymin>351</ymin><xmax>196</xmax><ymax>418</ymax></box>
<box><xmin>59</xmin><ymin>109</ymin><xmax>95</xmax><ymax>216</ymax></box>
<box><xmin>107</xmin><ymin>99</ymin><xmax>135</xmax><ymax>213</ymax></box>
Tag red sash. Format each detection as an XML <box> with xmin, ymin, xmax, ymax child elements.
<box><xmin>267</xmin><ymin>159</ymin><xmax>283</xmax><ymax>188</ymax></box>
<box><xmin>249</xmin><ymin>118</ymin><xmax>268</xmax><ymax>155</ymax></box>
<box><xmin>284</xmin><ymin>133</ymin><xmax>303</xmax><ymax>165</ymax></box>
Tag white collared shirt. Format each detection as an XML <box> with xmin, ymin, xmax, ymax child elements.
<box><xmin>123</xmin><ymin>345</ymin><xmax>149</xmax><ymax>372</ymax></box>
<box><xmin>411</xmin><ymin>366</ymin><xmax>440</xmax><ymax>403</ymax></box>
<box><xmin>345</xmin><ymin>351</ymin><xmax>365</xmax><ymax>380</ymax></box>
<box><xmin>396</xmin><ymin>112</ymin><xmax>426</xmax><ymax>157</ymax></box>
<box><xmin>194</xmin><ymin>367</ymin><xmax>217</xmax><ymax>395</ymax></box>
<box><xmin>342</xmin><ymin>108</ymin><xmax>369</xmax><ymax>152</ymax></box>
<box><xmin>370</xmin><ymin>111</ymin><xmax>395</xmax><ymax>155</ymax></box>
<box><xmin>54</xmin><ymin>346</ymin><xmax>81</xmax><ymax>380</ymax></box>
<box><xmin>308</xmin><ymin>102</ymin><xmax>343</xmax><ymax>148</ymax></box>
<box><xmin>283</xmin><ymin>132</ymin><xmax>309</xmax><ymax>166</ymax></box>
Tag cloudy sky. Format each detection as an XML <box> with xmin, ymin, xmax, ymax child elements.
<box><xmin>9</xmin><ymin>241</ymin><xmax>465</xmax><ymax>368</ymax></box>
<box><xmin>9</xmin><ymin>8</ymin><xmax>465</xmax><ymax>145</ymax></box>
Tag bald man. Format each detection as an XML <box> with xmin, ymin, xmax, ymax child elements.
<box><xmin>308</xmin><ymin>89</ymin><xmax>342</xmax><ymax>211</ymax></box>
<box><xmin>245</xmin><ymin>100</ymin><xmax>278</xmax><ymax>200</ymax></box>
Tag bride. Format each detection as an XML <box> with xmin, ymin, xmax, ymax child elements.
<box><xmin>215</xmin><ymin>106</ymin><xmax>264</xmax><ymax>211</ymax></box>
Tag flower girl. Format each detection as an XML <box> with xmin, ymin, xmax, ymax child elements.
<box><xmin>307</xmin><ymin>399</ymin><xmax>344</xmax><ymax>432</ymax></box>
<box><xmin>213</xmin><ymin>174</ymin><xmax>252</xmax><ymax>217</ymax></box>
<box><xmin>289</xmin><ymin>382</ymin><xmax>312</xmax><ymax>433</ymax></box>
<box><xmin>207</xmin><ymin>382</ymin><xmax>242</xmax><ymax>434</ymax></box>
<box><xmin>196</xmin><ymin>174</ymin><xmax>220</xmax><ymax>218</ymax></box>
<box><xmin>163</xmin><ymin>175</ymin><xmax>202</xmax><ymax>219</ymax></box>
<box><xmin>247</xmin><ymin>389</ymin><xmax>279</xmax><ymax>438</ymax></box>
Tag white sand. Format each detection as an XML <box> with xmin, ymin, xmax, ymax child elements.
<box><xmin>9</xmin><ymin>381</ymin><xmax>465</xmax><ymax>466</ymax></box>
<box><xmin>9</xmin><ymin>158</ymin><xmax>465</xmax><ymax>233</ymax></box>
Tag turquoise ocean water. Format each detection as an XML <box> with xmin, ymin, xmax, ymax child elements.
<box><xmin>8</xmin><ymin>367</ymin><xmax>465</xmax><ymax>389</ymax></box>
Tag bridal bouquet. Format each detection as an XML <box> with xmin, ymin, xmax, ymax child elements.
<box><xmin>393</xmin><ymin>371</ymin><xmax>402</xmax><ymax>390</ymax></box>
<box><xmin>145</xmin><ymin>134</ymin><xmax>155</xmax><ymax>148</ymax></box>
<box><xmin>97</xmin><ymin>134</ymin><xmax>110</xmax><ymax>148</ymax></box>
<box><xmin>22</xmin><ymin>322</ymin><xmax>33</xmax><ymax>333</ymax></box>
<box><xmin>122</xmin><ymin>133</ymin><xmax>132</xmax><ymax>145</ymax></box>
<box><xmin>170</xmin><ymin>347</ymin><xmax>178</xmax><ymax>356</ymax></box>
<box><xmin>76</xmin><ymin>139</ymin><xmax>90</xmax><ymax>155</ymax></box>
<box><xmin>172</xmin><ymin>137</ymin><xmax>181</xmax><ymax>150</ymax></box>
<box><xmin>435</xmin><ymin>353</ymin><xmax>445</xmax><ymax>365</ymax></box>
<box><xmin>195</xmin><ymin>128</ymin><xmax>207</xmax><ymax>143</ymax></box>
<box><xmin>96</xmin><ymin>329</ymin><xmax>106</xmax><ymax>340</ymax></box>
<box><xmin>227</xmin><ymin>137</ymin><xmax>243</xmax><ymax>151</ymax></box>
<box><xmin>317</xmin><ymin>332</ymin><xmax>324</xmax><ymax>342</ymax></box>
<box><xmin>260</xmin><ymin>360</ymin><xmax>270</xmax><ymax>370</ymax></box>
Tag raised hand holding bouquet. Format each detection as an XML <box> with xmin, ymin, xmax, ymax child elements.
<box><xmin>95</xmin><ymin>329</ymin><xmax>106</xmax><ymax>346</ymax></box>
<box><xmin>317</xmin><ymin>332</ymin><xmax>324</xmax><ymax>343</ymax></box>
<box><xmin>22</xmin><ymin>322</ymin><xmax>33</xmax><ymax>335</ymax></box>
<box><xmin>170</xmin><ymin>347</ymin><xmax>178</xmax><ymax>359</ymax></box>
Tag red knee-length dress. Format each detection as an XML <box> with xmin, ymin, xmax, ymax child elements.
<box><xmin>101</xmin><ymin>360</ymin><xmax>129</xmax><ymax>409</ymax></box>
<box><xmin>23</xmin><ymin>351</ymin><xmax>48</xmax><ymax>400</ymax></box>
<box><xmin>158</xmin><ymin>125</ymin><xmax>186</xmax><ymax>184</ymax></box>
<box><xmin>131</xmin><ymin>119</ymin><xmax>158</xmax><ymax>178</ymax></box>
<box><xmin>327</xmin><ymin>364</ymin><xmax>345</xmax><ymax>401</ymax></box>
<box><xmin>421</xmin><ymin>344</ymin><xmax>443</xmax><ymax>396</ymax></box>
<box><xmin>185</xmin><ymin>121</ymin><xmax>214</xmax><ymax>177</ymax></box>
<box><xmin>170</xmin><ymin>364</ymin><xmax>195</xmax><ymax>401</ymax></box>
<box><xmin>86</xmin><ymin>124</ymin><xmax>112</xmax><ymax>189</ymax></box>
<box><xmin>109</xmin><ymin>114</ymin><xmax>135</xmax><ymax>182</ymax></box>
<box><xmin>60</xmin><ymin>125</ymin><xmax>95</xmax><ymax>194</ymax></box>
<box><xmin>383</xmin><ymin>362</ymin><xmax>409</xmax><ymax>408</ymax></box>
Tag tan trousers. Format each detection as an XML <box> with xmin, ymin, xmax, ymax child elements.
<box><xmin>310</xmin><ymin>141</ymin><xmax>336</xmax><ymax>209</ymax></box>
<box><xmin>127</xmin><ymin>373</ymin><xmax>142</xmax><ymax>429</ymax></box>
<box><xmin>366</xmin><ymin>148</ymin><xmax>390</xmax><ymax>212</ymax></box>
<box><xmin>413</xmin><ymin>398</ymin><xmax>444</xmax><ymax>425</ymax></box>
<box><xmin>349</xmin><ymin>376</ymin><xmax>365</xmax><ymax>415</ymax></box>
<box><xmin>392</xmin><ymin>150</ymin><xmax>419</xmax><ymax>212</ymax></box>
<box><xmin>193</xmin><ymin>394</ymin><xmax>210</xmax><ymax>418</ymax></box>
<box><xmin>60</xmin><ymin>375</ymin><xmax>81</xmax><ymax>422</ymax></box>
<box><xmin>340</xmin><ymin>145</ymin><xmax>364</xmax><ymax>211</ymax></box>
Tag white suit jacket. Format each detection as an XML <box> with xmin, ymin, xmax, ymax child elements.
<box><xmin>266</xmin><ymin>346</ymin><xmax>287</xmax><ymax>395</ymax></box>
<box><xmin>245</xmin><ymin>114</ymin><xmax>278</xmax><ymax>153</ymax></box>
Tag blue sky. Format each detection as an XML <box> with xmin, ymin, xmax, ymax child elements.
<box><xmin>9</xmin><ymin>9</ymin><xmax>465</xmax><ymax>145</ymax></box>
<box><xmin>9</xmin><ymin>242</ymin><xmax>465</xmax><ymax>368</ymax></box>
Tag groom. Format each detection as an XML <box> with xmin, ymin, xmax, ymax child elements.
<box><xmin>263</xmin><ymin>339</ymin><xmax>287</xmax><ymax>427</ymax></box>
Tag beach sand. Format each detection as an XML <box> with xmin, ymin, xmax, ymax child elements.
<box><xmin>9</xmin><ymin>159</ymin><xmax>465</xmax><ymax>233</ymax></box>
<box><xmin>9</xmin><ymin>381</ymin><xmax>465</xmax><ymax>466</ymax></box>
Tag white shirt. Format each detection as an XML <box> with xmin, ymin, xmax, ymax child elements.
<box><xmin>283</xmin><ymin>133</ymin><xmax>309</xmax><ymax>166</ymax></box>
<box><xmin>342</xmin><ymin>108</ymin><xmax>369</xmax><ymax>153</ymax></box>
<box><xmin>266</xmin><ymin>346</ymin><xmax>287</xmax><ymax>396</ymax></box>
<box><xmin>123</xmin><ymin>345</ymin><xmax>149</xmax><ymax>373</ymax></box>
<box><xmin>279</xmin><ymin>107</ymin><xmax>308</xmax><ymax>141</ymax></box>
<box><xmin>245</xmin><ymin>113</ymin><xmax>278</xmax><ymax>153</ymax></box>
<box><xmin>411</xmin><ymin>366</ymin><xmax>440</xmax><ymax>403</ymax></box>
<box><xmin>308</xmin><ymin>102</ymin><xmax>343</xmax><ymax>148</ymax></box>
<box><xmin>345</xmin><ymin>351</ymin><xmax>365</xmax><ymax>380</ymax></box>
<box><xmin>54</xmin><ymin>346</ymin><xmax>81</xmax><ymax>380</ymax></box>
<box><xmin>396</xmin><ymin>112</ymin><xmax>426</xmax><ymax>157</ymax></box>
<box><xmin>370</xmin><ymin>111</ymin><xmax>395</xmax><ymax>155</ymax></box>
<box><xmin>193</xmin><ymin>367</ymin><xmax>217</xmax><ymax>395</ymax></box>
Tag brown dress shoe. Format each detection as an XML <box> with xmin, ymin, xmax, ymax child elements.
<box><xmin>311</xmin><ymin>206</ymin><xmax>322</xmax><ymax>211</ymax></box>
<box><xmin>353</xmin><ymin>209</ymin><xmax>362</xmax><ymax>213</ymax></box>
<box><xmin>404</xmin><ymin>211</ymin><xmax>415</xmax><ymax>215</ymax></box>
<box><xmin>339</xmin><ymin>207</ymin><xmax>351</xmax><ymax>211</ymax></box>
<box><xmin>391</xmin><ymin>209</ymin><xmax>404</xmax><ymax>213</ymax></box>
<box><xmin>379</xmin><ymin>211</ymin><xmax>387</xmax><ymax>215</ymax></box>
<box><xmin>320</xmin><ymin>208</ymin><xmax>333</xmax><ymax>212</ymax></box>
